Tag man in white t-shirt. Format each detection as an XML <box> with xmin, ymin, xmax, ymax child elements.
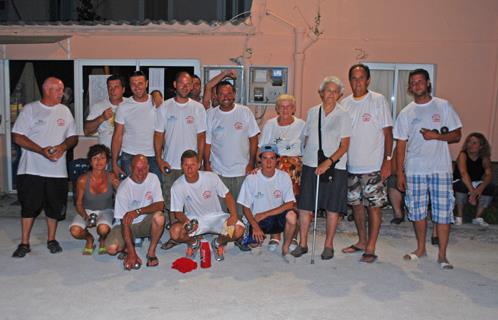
<box><xmin>84</xmin><ymin>75</ymin><xmax>127</xmax><ymax>149</ymax></box>
<box><xmin>189</xmin><ymin>74</ymin><xmax>202</xmax><ymax>102</ymax></box>
<box><xmin>204</xmin><ymin>81</ymin><xmax>260</xmax><ymax>229</ymax></box>
<box><xmin>238</xmin><ymin>144</ymin><xmax>298</xmax><ymax>256</ymax></box>
<box><xmin>341</xmin><ymin>64</ymin><xmax>393</xmax><ymax>264</ymax></box>
<box><xmin>105</xmin><ymin>155</ymin><xmax>165</xmax><ymax>270</ymax></box>
<box><xmin>394</xmin><ymin>69</ymin><xmax>462</xmax><ymax>270</ymax></box>
<box><xmin>169</xmin><ymin>150</ymin><xmax>245</xmax><ymax>261</ymax></box>
<box><xmin>154</xmin><ymin>71</ymin><xmax>206</xmax><ymax>212</ymax></box>
<box><xmin>111</xmin><ymin>71</ymin><xmax>161</xmax><ymax>180</ymax></box>
<box><xmin>12</xmin><ymin>77</ymin><xmax>78</xmax><ymax>258</ymax></box>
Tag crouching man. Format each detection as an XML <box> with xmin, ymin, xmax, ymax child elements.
<box><xmin>237</xmin><ymin>144</ymin><xmax>297</xmax><ymax>256</ymax></box>
<box><xmin>169</xmin><ymin>150</ymin><xmax>245</xmax><ymax>261</ymax></box>
<box><xmin>106</xmin><ymin>155</ymin><xmax>165</xmax><ymax>269</ymax></box>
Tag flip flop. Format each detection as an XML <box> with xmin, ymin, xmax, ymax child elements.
<box><xmin>98</xmin><ymin>246</ymin><xmax>107</xmax><ymax>255</ymax></box>
<box><xmin>341</xmin><ymin>245</ymin><xmax>363</xmax><ymax>254</ymax></box>
<box><xmin>146</xmin><ymin>255</ymin><xmax>159</xmax><ymax>267</ymax></box>
<box><xmin>360</xmin><ymin>253</ymin><xmax>378</xmax><ymax>263</ymax></box>
<box><xmin>82</xmin><ymin>245</ymin><xmax>95</xmax><ymax>256</ymax></box>
<box><xmin>403</xmin><ymin>253</ymin><xmax>426</xmax><ymax>261</ymax></box>
<box><xmin>160</xmin><ymin>239</ymin><xmax>180</xmax><ymax>250</ymax></box>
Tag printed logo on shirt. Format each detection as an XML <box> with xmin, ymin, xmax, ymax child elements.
<box><xmin>234</xmin><ymin>121</ymin><xmax>244</xmax><ymax>130</ymax></box>
<box><xmin>145</xmin><ymin>191</ymin><xmax>153</xmax><ymax>201</ymax></box>
<box><xmin>167</xmin><ymin>115</ymin><xmax>177</xmax><ymax>122</ymax></box>
<box><xmin>185</xmin><ymin>115</ymin><xmax>194</xmax><ymax>124</ymax></box>
<box><xmin>432</xmin><ymin>114</ymin><xmax>441</xmax><ymax>123</ymax></box>
<box><xmin>273</xmin><ymin>190</ymin><xmax>282</xmax><ymax>199</ymax></box>
<box><xmin>202</xmin><ymin>190</ymin><xmax>212</xmax><ymax>199</ymax></box>
<box><xmin>186</xmin><ymin>195</ymin><xmax>193</xmax><ymax>202</ymax></box>
<box><xmin>255</xmin><ymin>191</ymin><xmax>264</xmax><ymax>199</ymax></box>
<box><xmin>361</xmin><ymin>113</ymin><xmax>372</xmax><ymax>122</ymax></box>
<box><xmin>57</xmin><ymin>118</ymin><xmax>65</xmax><ymax>126</ymax></box>
<box><xmin>34</xmin><ymin>119</ymin><xmax>46</xmax><ymax>126</ymax></box>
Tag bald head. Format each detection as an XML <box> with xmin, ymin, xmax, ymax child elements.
<box><xmin>41</xmin><ymin>77</ymin><xmax>64</xmax><ymax>106</ymax></box>
<box><xmin>131</xmin><ymin>154</ymin><xmax>149</xmax><ymax>184</ymax></box>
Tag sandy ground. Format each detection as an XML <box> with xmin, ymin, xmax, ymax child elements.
<box><xmin>1</xmin><ymin>194</ymin><xmax>497</xmax><ymax>320</ymax></box>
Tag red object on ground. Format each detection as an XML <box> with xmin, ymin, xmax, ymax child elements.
<box><xmin>200</xmin><ymin>240</ymin><xmax>211</xmax><ymax>268</ymax></box>
<box><xmin>171</xmin><ymin>257</ymin><xmax>198</xmax><ymax>273</ymax></box>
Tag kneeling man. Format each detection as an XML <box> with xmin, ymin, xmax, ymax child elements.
<box><xmin>169</xmin><ymin>150</ymin><xmax>244</xmax><ymax>261</ymax></box>
<box><xmin>238</xmin><ymin>144</ymin><xmax>297</xmax><ymax>256</ymax></box>
<box><xmin>106</xmin><ymin>155</ymin><xmax>165</xmax><ymax>270</ymax></box>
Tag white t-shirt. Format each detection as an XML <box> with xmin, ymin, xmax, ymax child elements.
<box><xmin>302</xmin><ymin>104</ymin><xmax>352</xmax><ymax>170</ymax></box>
<box><xmin>393</xmin><ymin>97</ymin><xmax>462</xmax><ymax>175</ymax></box>
<box><xmin>342</xmin><ymin>91</ymin><xmax>393</xmax><ymax>173</ymax></box>
<box><xmin>259</xmin><ymin>116</ymin><xmax>305</xmax><ymax>157</ymax></box>
<box><xmin>114</xmin><ymin>173</ymin><xmax>164</xmax><ymax>224</ymax></box>
<box><xmin>114</xmin><ymin>95</ymin><xmax>156</xmax><ymax>156</ymax></box>
<box><xmin>206</xmin><ymin>104</ymin><xmax>260</xmax><ymax>177</ymax></box>
<box><xmin>12</xmin><ymin>101</ymin><xmax>76</xmax><ymax>178</ymax></box>
<box><xmin>171</xmin><ymin>171</ymin><xmax>229</xmax><ymax>220</ymax></box>
<box><xmin>154</xmin><ymin>98</ymin><xmax>207</xmax><ymax>170</ymax></box>
<box><xmin>237</xmin><ymin>169</ymin><xmax>295</xmax><ymax>216</ymax></box>
<box><xmin>86</xmin><ymin>97</ymin><xmax>129</xmax><ymax>149</ymax></box>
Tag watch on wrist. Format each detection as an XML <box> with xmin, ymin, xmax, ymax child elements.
<box><xmin>135</xmin><ymin>208</ymin><xmax>142</xmax><ymax>215</ymax></box>
<box><xmin>386</xmin><ymin>156</ymin><xmax>392</xmax><ymax>161</ymax></box>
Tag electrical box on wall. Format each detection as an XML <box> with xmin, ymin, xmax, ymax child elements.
<box><xmin>203</xmin><ymin>65</ymin><xmax>244</xmax><ymax>104</ymax></box>
<box><xmin>247</xmin><ymin>66</ymin><xmax>288</xmax><ymax>105</ymax></box>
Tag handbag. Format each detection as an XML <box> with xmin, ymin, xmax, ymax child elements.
<box><xmin>317</xmin><ymin>106</ymin><xmax>335</xmax><ymax>183</ymax></box>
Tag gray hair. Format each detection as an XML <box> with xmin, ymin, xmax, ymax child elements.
<box><xmin>319</xmin><ymin>76</ymin><xmax>345</xmax><ymax>94</ymax></box>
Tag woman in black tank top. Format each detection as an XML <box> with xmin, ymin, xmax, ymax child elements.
<box><xmin>70</xmin><ymin>145</ymin><xmax>120</xmax><ymax>254</ymax></box>
<box><xmin>453</xmin><ymin>133</ymin><xmax>494</xmax><ymax>226</ymax></box>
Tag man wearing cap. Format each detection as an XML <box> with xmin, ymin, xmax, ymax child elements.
<box><xmin>169</xmin><ymin>150</ymin><xmax>245</xmax><ymax>261</ymax></box>
<box><xmin>237</xmin><ymin>144</ymin><xmax>298</xmax><ymax>256</ymax></box>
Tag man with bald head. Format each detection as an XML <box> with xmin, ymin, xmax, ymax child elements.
<box><xmin>12</xmin><ymin>77</ymin><xmax>78</xmax><ymax>258</ymax></box>
<box><xmin>106</xmin><ymin>155</ymin><xmax>165</xmax><ymax>270</ymax></box>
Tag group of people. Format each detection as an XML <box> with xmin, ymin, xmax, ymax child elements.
<box><xmin>11</xmin><ymin>63</ymin><xmax>494</xmax><ymax>271</ymax></box>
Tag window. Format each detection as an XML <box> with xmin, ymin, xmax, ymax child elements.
<box><xmin>364</xmin><ymin>63</ymin><xmax>436</xmax><ymax>119</ymax></box>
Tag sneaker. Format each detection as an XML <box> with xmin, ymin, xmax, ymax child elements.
<box><xmin>211</xmin><ymin>238</ymin><xmax>224</xmax><ymax>261</ymax></box>
<box><xmin>47</xmin><ymin>240</ymin><xmax>63</xmax><ymax>254</ymax></box>
<box><xmin>267</xmin><ymin>239</ymin><xmax>280</xmax><ymax>252</ymax></box>
<box><xmin>234</xmin><ymin>239</ymin><xmax>251</xmax><ymax>252</ymax></box>
<box><xmin>454</xmin><ymin>217</ymin><xmax>463</xmax><ymax>226</ymax></box>
<box><xmin>12</xmin><ymin>243</ymin><xmax>31</xmax><ymax>258</ymax></box>
<box><xmin>186</xmin><ymin>238</ymin><xmax>200</xmax><ymax>258</ymax></box>
<box><xmin>472</xmin><ymin>217</ymin><xmax>489</xmax><ymax>227</ymax></box>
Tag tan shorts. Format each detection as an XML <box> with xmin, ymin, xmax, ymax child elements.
<box><xmin>105</xmin><ymin>212</ymin><xmax>163</xmax><ymax>250</ymax></box>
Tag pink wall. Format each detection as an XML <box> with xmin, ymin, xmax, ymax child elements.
<box><xmin>1</xmin><ymin>0</ymin><xmax>498</xmax><ymax>190</ymax></box>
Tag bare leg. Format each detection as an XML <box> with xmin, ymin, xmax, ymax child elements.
<box><xmin>455</xmin><ymin>203</ymin><xmax>464</xmax><ymax>218</ymax></box>
<box><xmin>298</xmin><ymin>209</ymin><xmax>312</xmax><ymax>248</ymax></box>
<box><xmin>282</xmin><ymin>211</ymin><xmax>297</xmax><ymax>255</ymax></box>
<box><xmin>388</xmin><ymin>187</ymin><xmax>405</xmax><ymax>219</ymax></box>
<box><xmin>405</xmin><ymin>219</ymin><xmax>427</xmax><ymax>258</ymax></box>
<box><xmin>21</xmin><ymin>217</ymin><xmax>35</xmax><ymax>245</ymax></box>
<box><xmin>46</xmin><ymin>217</ymin><xmax>58</xmax><ymax>242</ymax></box>
<box><xmin>365</xmin><ymin>207</ymin><xmax>382</xmax><ymax>254</ymax></box>
<box><xmin>475</xmin><ymin>206</ymin><xmax>486</xmax><ymax>219</ymax></box>
<box><xmin>70</xmin><ymin>225</ymin><xmax>94</xmax><ymax>249</ymax></box>
<box><xmin>147</xmin><ymin>212</ymin><xmax>165</xmax><ymax>258</ymax></box>
<box><xmin>436</xmin><ymin>223</ymin><xmax>451</xmax><ymax>264</ymax></box>
<box><xmin>343</xmin><ymin>205</ymin><xmax>367</xmax><ymax>250</ymax></box>
<box><xmin>323</xmin><ymin>212</ymin><xmax>341</xmax><ymax>249</ymax></box>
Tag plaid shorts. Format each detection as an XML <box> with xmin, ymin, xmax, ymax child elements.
<box><xmin>405</xmin><ymin>173</ymin><xmax>455</xmax><ymax>224</ymax></box>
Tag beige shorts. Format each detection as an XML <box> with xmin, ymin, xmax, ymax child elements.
<box><xmin>69</xmin><ymin>209</ymin><xmax>113</xmax><ymax>230</ymax></box>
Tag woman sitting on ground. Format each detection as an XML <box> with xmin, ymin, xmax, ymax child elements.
<box><xmin>70</xmin><ymin>144</ymin><xmax>120</xmax><ymax>254</ymax></box>
<box><xmin>453</xmin><ymin>132</ymin><xmax>495</xmax><ymax>227</ymax></box>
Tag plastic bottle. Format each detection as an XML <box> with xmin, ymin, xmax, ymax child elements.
<box><xmin>200</xmin><ymin>240</ymin><xmax>211</xmax><ymax>268</ymax></box>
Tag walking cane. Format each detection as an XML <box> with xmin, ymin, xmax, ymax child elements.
<box><xmin>311</xmin><ymin>173</ymin><xmax>320</xmax><ymax>264</ymax></box>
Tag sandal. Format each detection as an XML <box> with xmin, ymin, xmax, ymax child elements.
<box><xmin>12</xmin><ymin>244</ymin><xmax>31</xmax><ymax>258</ymax></box>
<box><xmin>47</xmin><ymin>240</ymin><xmax>63</xmax><ymax>254</ymax></box>
<box><xmin>290</xmin><ymin>245</ymin><xmax>308</xmax><ymax>258</ymax></box>
<box><xmin>321</xmin><ymin>247</ymin><xmax>334</xmax><ymax>260</ymax></box>
<box><xmin>160</xmin><ymin>238</ymin><xmax>179</xmax><ymax>250</ymax></box>
<box><xmin>341</xmin><ymin>245</ymin><xmax>364</xmax><ymax>254</ymax></box>
<box><xmin>98</xmin><ymin>246</ymin><xmax>107</xmax><ymax>255</ymax></box>
<box><xmin>82</xmin><ymin>245</ymin><xmax>95</xmax><ymax>256</ymax></box>
<box><xmin>360</xmin><ymin>253</ymin><xmax>378</xmax><ymax>263</ymax></box>
<box><xmin>267</xmin><ymin>239</ymin><xmax>280</xmax><ymax>252</ymax></box>
<box><xmin>117</xmin><ymin>251</ymin><xmax>128</xmax><ymax>260</ymax></box>
<box><xmin>439</xmin><ymin>261</ymin><xmax>454</xmax><ymax>270</ymax></box>
<box><xmin>146</xmin><ymin>255</ymin><xmax>159</xmax><ymax>267</ymax></box>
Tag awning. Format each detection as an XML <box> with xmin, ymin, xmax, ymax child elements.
<box><xmin>0</xmin><ymin>35</ymin><xmax>71</xmax><ymax>44</ymax></box>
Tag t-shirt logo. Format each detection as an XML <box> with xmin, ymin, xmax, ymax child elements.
<box><xmin>273</xmin><ymin>190</ymin><xmax>282</xmax><ymax>199</ymax></box>
<box><xmin>185</xmin><ymin>115</ymin><xmax>194</xmax><ymax>124</ymax></box>
<box><xmin>234</xmin><ymin>121</ymin><xmax>244</xmax><ymax>130</ymax></box>
<box><xmin>202</xmin><ymin>190</ymin><xmax>212</xmax><ymax>199</ymax></box>
<box><xmin>145</xmin><ymin>191</ymin><xmax>153</xmax><ymax>201</ymax></box>
<box><xmin>361</xmin><ymin>113</ymin><xmax>372</xmax><ymax>122</ymax></box>
<box><xmin>255</xmin><ymin>192</ymin><xmax>264</xmax><ymax>199</ymax></box>
<box><xmin>432</xmin><ymin>114</ymin><xmax>441</xmax><ymax>123</ymax></box>
<box><xmin>57</xmin><ymin>118</ymin><xmax>65</xmax><ymax>126</ymax></box>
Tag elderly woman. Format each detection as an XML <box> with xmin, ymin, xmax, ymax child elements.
<box><xmin>259</xmin><ymin>94</ymin><xmax>305</xmax><ymax>251</ymax></box>
<box><xmin>290</xmin><ymin>76</ymin><xmax>352</xmax><ymax>260</ymax></box>
<box><xmin>453</xmin><ymin>132</ymin><xmax>495</xmax><ymax>226</ymax></box>
<box><xmin>70</xmin><ymin>144</ymin><xmax>120</xmax><ymax>255</ymax></box>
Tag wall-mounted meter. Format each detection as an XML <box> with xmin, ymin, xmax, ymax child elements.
<box><xmin>203</xmin><ymin>65</ymin><xmax>244</xmax><ymax>104</ymax></box>
<box><xmin>247</xmin><ymin>66</ymin><xmax>288</xmax><ymax>105</ymax></box>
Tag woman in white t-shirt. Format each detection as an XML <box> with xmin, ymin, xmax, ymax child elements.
<box><xmin>259</xmin><ymin>94</ymin><xmax>305</xmax><ymax>251</ymax></box>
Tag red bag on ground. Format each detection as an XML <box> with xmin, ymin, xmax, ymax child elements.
<box><xmin>171</xmin><ymin>257</ymin><xmax>198</xmax><ymax>273</ymax></box>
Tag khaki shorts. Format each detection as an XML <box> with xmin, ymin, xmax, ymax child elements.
<box><xmin>105</xmin><ymin>212</ymin><xmax>163</xmax><ymax>250</ymax></box>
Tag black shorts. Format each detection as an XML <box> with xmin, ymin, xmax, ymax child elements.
<box><xmin>17</xmin><ymin>174</ymin><xmax>68</xmax><ymax>220</ymax></box>
<box><xmin>250</xmin><ymin>211</ymin><xmax>288</xmax><ymax>235</ymax></box>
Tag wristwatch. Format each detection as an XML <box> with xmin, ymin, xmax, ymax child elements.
<box><xmin>386</xmin><ymin>156</ymin><xmax>392</xmax><ymax>161</ymax></box>
<box><xmin>135</xmin><ymin>208</ymin><xmax>142</xmax><ymax>215</ymax></box>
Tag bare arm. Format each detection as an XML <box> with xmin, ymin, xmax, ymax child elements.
<box><xmin>396</xmin><ymin>139</ymin><xmax>407</xmax><ymax>192</ymax></box>
<box><xmin>242</xmin><ymin>206</ymin><xmax>265</xmax><ymax>243</ymax></box>
<box><xmin>202</xmin><ymin>69</ymin><xmax>237</xmax><ymax>109</ymax></box>
<box><xmin>420</xmin><ymin>127</ymin><xmax>462</xmax><ymax>144</ymax></box>
<box><xmin>316</xmin><ymin>137</ymin><xmax>350</xmax><ymax>175</ymax></box>
<box><xmin>197</xmin><ymin>131</ymin><xmax>206</xmax><ymax>166</ymax></box>
<box><xmin>246</xmin><ymin>134</ymin><xmax>259</xmax><ymax>174</ymax></box>
<box><xmin>223</xmin><ymin>192</ymin><xmax>239</xmax><ymax>225</ymax></box>
<box><xmin>253</xmin><ymin>201</ymin><xmax>294</xmax><ymax>222</ymax></box>
<box><xmin>457</xmin><ymin>152</ymin><xmax>474</xmax><ymax>192</ymax></box>
<box><xmin>379</xmin><ymin>126</ymin><xmax>394</xmax><ymax>181</ymax></box>
<box><xmin>204</xmin><ymin>143</ymin><xmax>212</xmax><ymax>171</ymax></box>
<box><xmin>74</xmin><ymin>175</ymin><xmax>89</xmax><ymax>220</ymax></box>
<box><xmin>154</xmin><ymin>131</ymin><xmax>170</xmax><ymax>174</ymax></box>
<box><xmin>111</xmin><ymin>123</ymin><xmax>124</xmax><ymax>176</ymax></box>
<box><xmin>84</xmin><ymin>107</ymin><xmax>113</xmax><ymax>136</ymax></box>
